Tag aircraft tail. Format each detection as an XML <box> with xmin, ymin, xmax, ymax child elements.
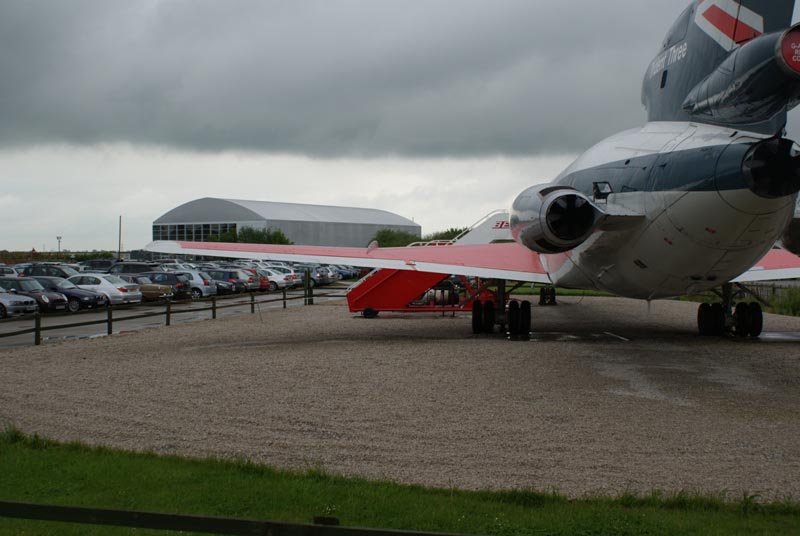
<box><xmin>643</xmin><ymin>0</ymin><xmax>798</xmax><ymax>133</ymax></box>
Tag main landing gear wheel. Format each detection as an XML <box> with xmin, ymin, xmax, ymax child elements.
<box><xmin>482</xmin><ymin>300</ymin><xmax>495</xmax><ymax>334</ymax></box>
<box><xmin>748</xmin><ymin>302</ymin><xmax>763</xmax><ymax>337</ymax></box>
<box><xmin>734</xmin><ymin>301</ymin><xmax>763</xmax><ymax>337</ymax></box>
<box><xmin>362</xmin><ymin>308</ymin><xmax>379</xmax><ymax>319</ymax></box>
<box><xmin>507</xmin><ymin>301</ymin><xmax>521</xmax><ymax>336</ymax></box>
<box><xmin>520</xmin><ymin>300</ymin><xmax>532</xmax><ymax>336</ymax></box>
<box><xmin>471</xmin><ymin>300</ymin><xmax>483</xmax><ymax>334</ymax></box>
<box><xmin>697</xmin><ymin>302</ymin><xmax>725</xmax><ymax>336</ymax></box>
<box><xmin>539</xmin><ymin>287</ymin><xmax>557</xmax><ymax>306</ymax></box>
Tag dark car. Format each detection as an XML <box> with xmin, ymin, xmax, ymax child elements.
<box><xmin>108</xmin><ymin>262</ymin><xmax>161</xmax><ymax>275</ymax></box>
<box><xmin>30</xmin><ymin>276</ymin><xmax>107</xmax><ymax>313</ymax></box>
<box><xmin>294</xmin><ymin>264</ymin><xmax>331</xmax><ymax>287</ymax></box>
<box><xmin>205</xmin><ymin>269</ymin><xmax>251</xmax><ymax>293</ymax></box>
<box><xmin>0</xmin><ymin>276</ymin><xmax>68</xmax><ymax>312</ymax></box>
<box><xmin>22</xmin><ymin>264</ymin><xmax>80</xmax><ymax>279</ymax></box>
<box><xmin>140</xmin><ymin>271</ymin><xmax>191</xmax><ymax>299</ymax></box>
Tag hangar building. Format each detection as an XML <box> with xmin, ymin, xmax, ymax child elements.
<box><xmin>152</xmin><ymin>197</ymin><xmax>421</xmax><ymax>247</ymax></box>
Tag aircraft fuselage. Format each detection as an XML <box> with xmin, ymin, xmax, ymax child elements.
<box><xmin>541</xmin><ymin>121</ymin><xmax>798</xmax><ymax>299</ymax></box>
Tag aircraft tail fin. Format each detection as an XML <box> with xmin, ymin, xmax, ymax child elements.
<box><xmin>643</xmin><ymin>0</ymin><xmax>797</xmax><ymax>132</ymax></box>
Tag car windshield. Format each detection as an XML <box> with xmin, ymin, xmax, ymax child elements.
<box><xmin>60</xmin><ymin>267</ymin><xmax>79</xmax><ymax>276</ymax></box>
<box><xmin>9</xmin><ymin>279</ymin><xmax>45</xmax><ymax>291</ymax></box>
<box><xmin>176</xmin><ymin>275</ymin><xmax>189</xmax><ymax>283</ymax></box>
<box><xmin>199</xmin><ymin>272</ymin><xmax>211</xmax><ymax>281</ymax></box>
<box><xmin>56</xmin><ymin>280</ymin><xmax>78</xmax><ymax>289</ymax></box>
<box><xmin>136</xmin><ymin>277</ymin><xmax>153</xmax><ymax>284</ymax></box>
<box><xmin>103</xmin><ymin>275</ymin><xmax>125</xmax><ymax>284</ymax></box>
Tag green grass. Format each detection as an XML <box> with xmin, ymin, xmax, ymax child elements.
<box><xmin>1</xmin><ymin>427</ymin><xmax>799</xmax><ymax>535</ymax></box>
<box><xmin>508</xmin><ymin>286</ymin><xmax>614</xmax><ymax>298</ymax></box>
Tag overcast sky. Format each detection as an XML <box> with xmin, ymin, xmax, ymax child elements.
<box><xmin>1</xmin><ymin>0</ymin><xmax>799</xmax><ymax>251</ymax></box>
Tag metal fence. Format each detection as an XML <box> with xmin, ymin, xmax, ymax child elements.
<box><xmin>0</xmin><ymin>501</ymin><xmax>467</xmax><ymax>536</ymax></box>
<box><xmin>0</xmin><ymin>285</ymin><xmax>347</xmax><ymax>347</ymax></box>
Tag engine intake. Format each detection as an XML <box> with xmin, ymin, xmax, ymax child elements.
<box><xmin>510</xmin><ymin>185</ymin><xmax>602</xmax><ymax>254</ymax></box>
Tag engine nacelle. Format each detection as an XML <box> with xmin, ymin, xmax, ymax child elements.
<box><xmin>510</xmin><ymin>184</ymin><xmax>603</xmax><ymax>254</ymax></box>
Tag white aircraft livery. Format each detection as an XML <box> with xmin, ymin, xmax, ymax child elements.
<box><xmin>148</xmin><ymin>0</ymin><xmax>800</xmax><ymax>338</ymax></box>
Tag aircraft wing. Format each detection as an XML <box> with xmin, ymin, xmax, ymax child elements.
<box><xmin>145</xmin><ymin>240</ymin><xmax>551</xmax><ymax>283</ymax></box>
<box><xmin>732</xmin><ymin>248</ymin><xmax>800</xmax><ymax>283</ymax></box>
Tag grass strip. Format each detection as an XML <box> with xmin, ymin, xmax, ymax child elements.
<box><xmin>0</xmin><ymin>426</ymin><xmax>798</xmax><ymax>535</ymax></box>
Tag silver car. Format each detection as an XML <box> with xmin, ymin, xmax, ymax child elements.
<box><xmin>67</xmin><ymin>274</ymin><xmax>143</xmax><ymax>305</ymax></box>
<box><xmin>175</xmin><ymin>270</ymin><xmax>218</xmax><ymax>299</ymax></box>
<box><xmin>0</xmin><ymin>285</ymin><xmax>38</xmax><ymax>318</ymax></box>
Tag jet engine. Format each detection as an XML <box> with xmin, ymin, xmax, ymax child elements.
<box><xmin>510</xmin><ymin>185</ymin><xmax>603</xmax><ymax>254</ymax></box>
<box><xmin>682</xmin><ymin>25</ymin><xmax>800</xmax><ymax>127</ymax></box>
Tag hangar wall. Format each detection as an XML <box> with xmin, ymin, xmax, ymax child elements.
<box><xmin>153</xmin><ymin>197</ymin><xmax>420</xmax><ymax>247</ymax></box>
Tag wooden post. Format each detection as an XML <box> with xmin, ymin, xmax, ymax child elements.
<box><xmin>107</xmin><ymin>304</ymin><xmax>113</xmax><ymax>335</ymax></box>
<box><xmin>211</xmin><ymin>297</ymin><xmax>217</xmax><ymax>319</ymax></box>
<box><xmin>165</xmin><ymin>299</ymin><xmax>171</xmax><ymax>326</ymax></box>
<box><xmin>250</xmin><ymin>293</ymin><xmax>255</xmax><ymax>314</ymax></box>
<box><xmin>34</xmin><ymin>314</ymin><xmax>41</xmax><ymax>346</ymax></box>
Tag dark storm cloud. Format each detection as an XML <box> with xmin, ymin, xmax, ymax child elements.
<box><xmin>0</xmin><ymin>1</ymin><xmax>711</xmax><ymax>156</ymax></box>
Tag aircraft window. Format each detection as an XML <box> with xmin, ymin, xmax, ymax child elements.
<box><xmin>660</xmin><ymin>70</ymin><xmax>668</xmax><ymax>89</ymax></box>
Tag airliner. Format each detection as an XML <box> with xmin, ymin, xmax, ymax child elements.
<box><xmin>148</xmin><ymin>0</ymin><xmax>800</xmax><ymax>338</ymax></box>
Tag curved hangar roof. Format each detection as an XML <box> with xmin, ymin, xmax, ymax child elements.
<box><xmin>154</xmin><ymin>197</ymin><xmax>419</xmax><ymax>227</ymax></box>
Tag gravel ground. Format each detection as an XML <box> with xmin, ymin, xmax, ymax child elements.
<box><xmin>1</xmin><ymin>296</ymin><xmax>799</xmax><ymax>499</ymax></box>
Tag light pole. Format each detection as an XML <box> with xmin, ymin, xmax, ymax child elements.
<box><xmin>56</xmin><ymin>236</ymin><xmax>62</xmax><ymax>253</ymax></box>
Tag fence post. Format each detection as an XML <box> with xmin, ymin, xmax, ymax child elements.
<box><xmin>34</xmin><ymin>313</ymin><xmax>41</xmax><ymax>346</ymax></box>
<box><xmin>107</xmin><ymin>304</ymin><xmax>113</xmax><ymax>335</ymax></box>
<box><xmin>282</xmin><ymin>288</ymin><xmax>287</xmax><ymax>309</ymax></box>
<box><xmin>211</xmin><ymin>297</ymin><xmax>217</xmax><ymax>319</ymax></box>
<box><xmin>250</xmin><ymin>293</ymin><xmax>255</xmax><ymax>314</ymax></box>
<box><xmin>165</xmin><ymin>299</ymin><xmax>171</xmax><ymax>327</ymax></box>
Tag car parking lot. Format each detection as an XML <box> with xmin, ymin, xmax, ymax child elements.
<box><xmin>0</xmin><ymin>259</ymin><xmax>359</xmax><ymax>318</ymax></box>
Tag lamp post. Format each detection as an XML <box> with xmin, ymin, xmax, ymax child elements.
<box><xmin>56</xmin><ymin>236</ymin><xmax>62</xmax><ymax>253</ymax></box>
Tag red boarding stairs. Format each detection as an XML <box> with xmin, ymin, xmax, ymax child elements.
<box><xmin>345</xmin><ymin>210</ymin><xmax>512</xmax><ymax>317</ymax></box>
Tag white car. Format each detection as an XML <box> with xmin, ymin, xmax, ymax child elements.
<box><xmin>67</xmin><ymin>274</ymin><xmax>143</xmax><ymax>305</ymax></box>
<box><xmin>257</xmin><ymin>268</ymin><xmax>293</xmax><ymax>291</ymax></box>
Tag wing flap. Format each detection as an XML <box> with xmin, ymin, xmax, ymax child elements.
<box><xmin>145</xmin><ymin>240</ymin><xmax>551</xmax><ymax>283</ymax></box>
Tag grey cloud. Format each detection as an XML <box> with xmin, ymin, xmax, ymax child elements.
<box><xmin>0</xmin><ymin>0</ymin><xmax>760</xmax><ymax>157</ymax></box>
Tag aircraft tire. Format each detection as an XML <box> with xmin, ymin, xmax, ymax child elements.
<box><xmin>471</xmin><ymin>300</ymin><xmax>483</xmax><ymax>334</ymax></box>
<box><xmin>734</xmin><ymin>302</ymin><xmax>750</xmax><ymax>337</ymax></box>
<box><xmin>697</xmin><ymin>303</ymin><xmax>711</xmax><ymax>336</ymax></box>
<box><xmin>508</xmin><ymin>300</ymin><xmax>521</xmax><ymax>336</ymax></box>
<box><xmin>483</xmin><ymin>300</ymin><xmax>495</xmax><ymax>334</ymax></box>
<box><xmin>539</xmin><ymin>287</ymin><xmax>547</xmax><ymax>306</ymax></box>
<box><xmin>748</xmin><ymin>302</ymin><xmax>763</xmax><ymax>337</ymax></box>
<box><xmin>520</xmin><ymin>300</ymin><xmax>532</xmax><ymax>336</ymax></box>
<box><xmin>710</xmin><ymin>303</ymin><xmax>725</xmax><ymax>336</ymax></box>
<box><xmin>362</xmin><ymin>308</ymin><xmax>379</xmax><ymax>319</ymax></box>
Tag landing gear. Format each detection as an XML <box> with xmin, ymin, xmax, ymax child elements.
<box><xmin>696</xmin><ymin>283</ymin><xmax>764</xmax><ymax>338</ymax></box>
<box><xmin>539</xmin><ymin>287</ymin><xmax>557</xmax><ymax>306</ymax></box>
<box><xmin>469</xmin><ymin>281</ymin><xmax>531</xmax><ymax>338</ymax></box>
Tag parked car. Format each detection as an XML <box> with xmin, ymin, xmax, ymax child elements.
<box><xmin>140</xmin><ymin>271</ymin><xmax>191</xmax><ymax>300</ymax></box>
<box><xmin>241</xmin><ymin>268</ymin><xmax>271</xmax><ymax>292</ymax></box>
<box><xmin>205</xmin><ymin>269</ymin><xmax>253</xmax><ymax>293</ymax></box>
<box><xmin>264</xmin><ymin>265</ymin><xmax>302</xmax><ymax>288</ymax></box>
<box><xmin>174</xmin><ymin>270</ymin><xmax>217</xmax><ymax>299</ymax></box>
<box><xmin>0</xmin><ymin>277</ymin><xmax>68</xmax><ymax>312</ymax></box>
<box><xmin>66</xmin><ymin>274</ymin><xmax>143</xmax><ymax>305</ymax></box>
<box><xmin>0</xmin><ymin>266</ymin><xmax>18</xmax><ymax>276</ymax></box>
<box><xmin>0</xmin><ymin>285</ymin><xmax>38</xmax><ymax>318</ymax></box>
<box><xmin>22</xmin><ymin>263</ymin><xmax>80</xmax><ymax>279</ymax></box>
<box><xmin>108</xmin><ymin>261</ymin><xmax>161</xmax><ymax>275</ymax></box>
<box><xmin>257</xmin><ymin>268</ymin><xmax>293</xmax><ymax>291</ymax></box>
<box><xmin>119</xmin><ymin>275</ymin><xmax>174</xmax><ymax>301</ymax></box>
<box><xmin>294</xmin><ymin>264</ymin><xmax>331</xmax><ymax>287</ymax></box>
<box><xmin>79</xmin><ymin>258</ymin><xmax>117</xmax><ymax>271</ymax></box>
<box><xmin>30</xmin><ymin>276</ymin><xmax>107</xmax><ymax>313</ymax></box>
